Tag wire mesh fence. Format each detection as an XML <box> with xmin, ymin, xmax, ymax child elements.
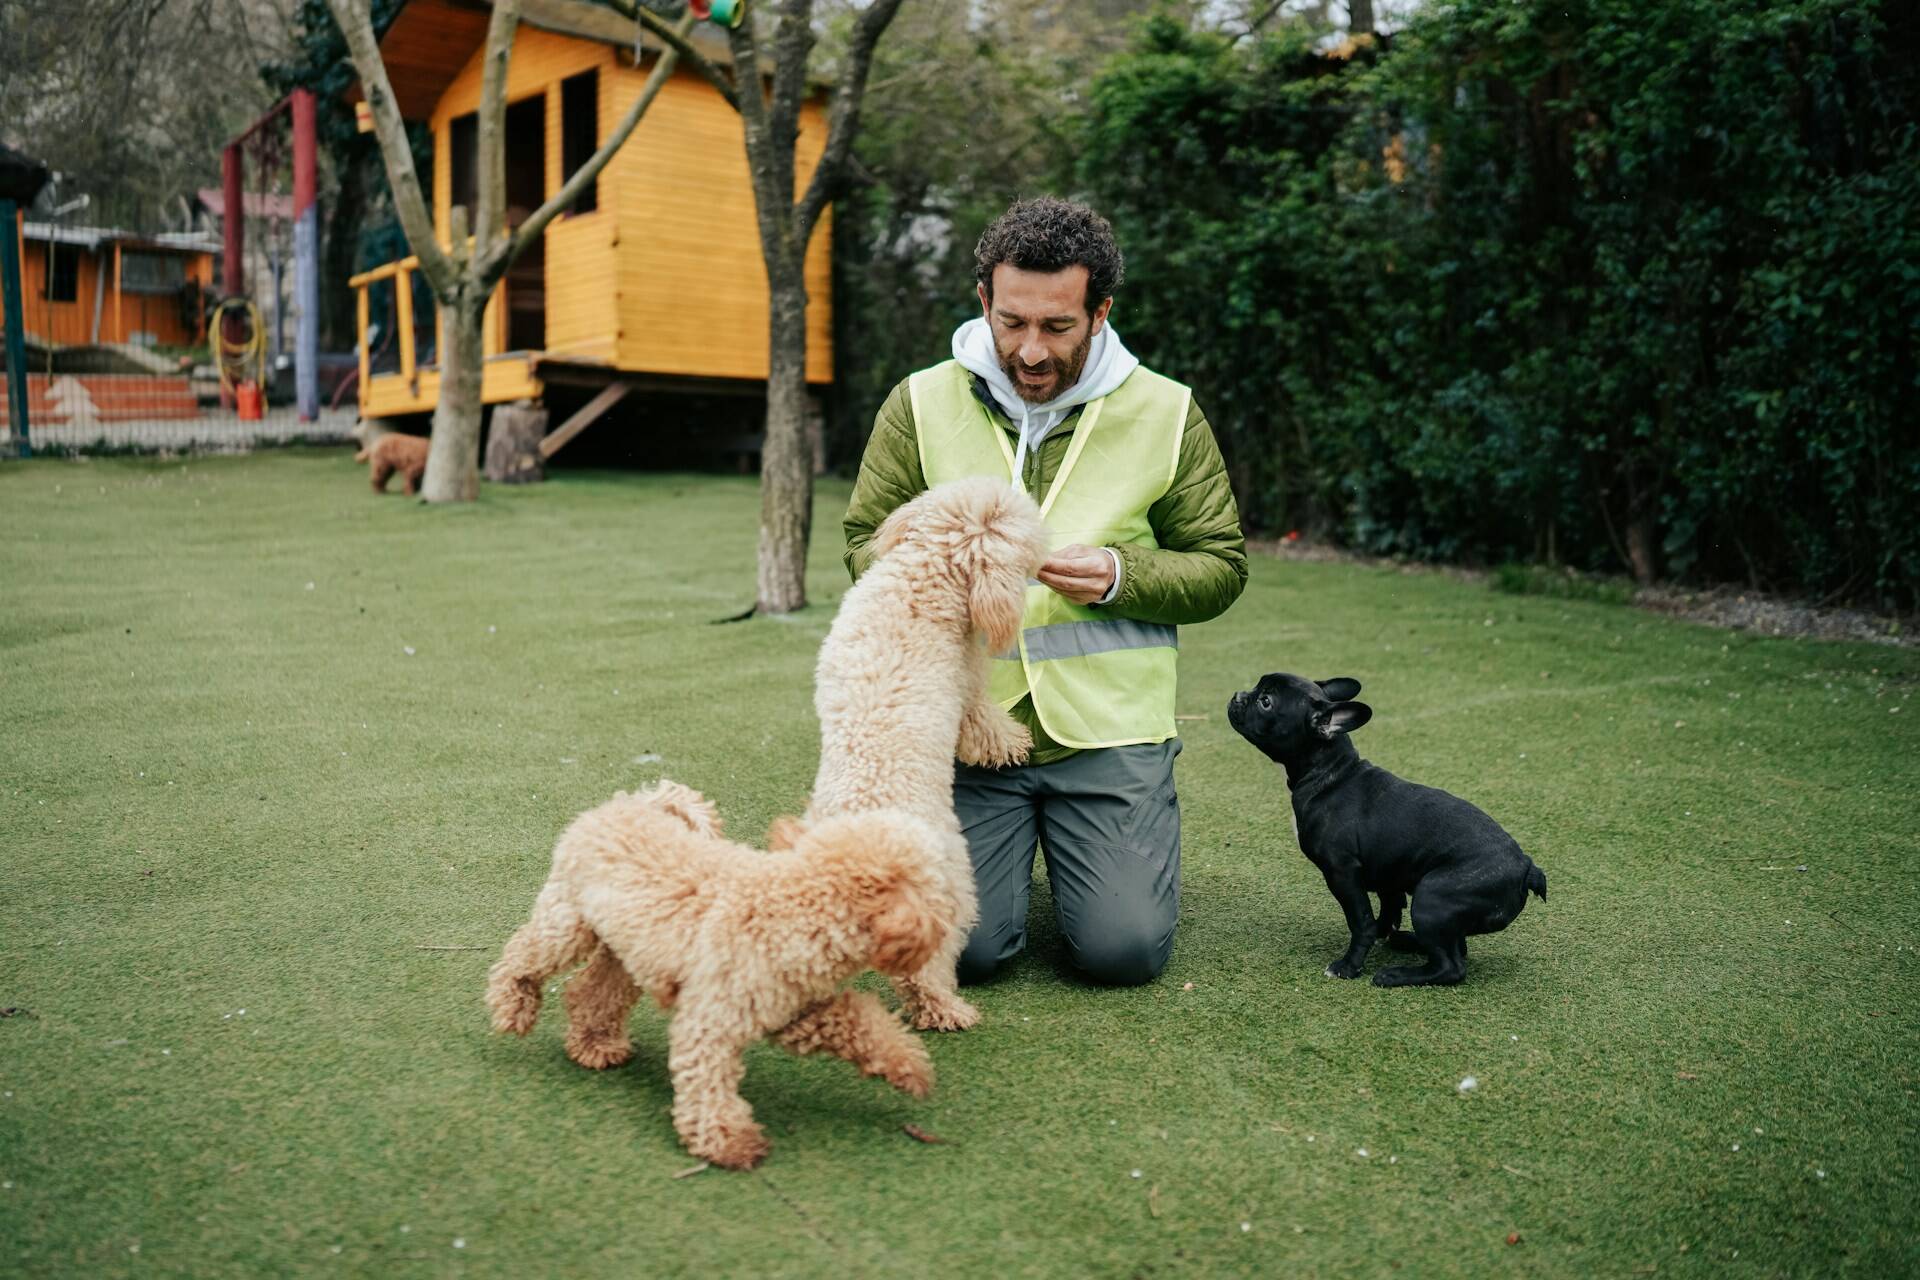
<box><xmin>3</xmin><ymin>217</ymin><xmax>359</xmax><ymax>455</ymax></box>
<box><xmin>3</xmin><ymin>346</ymin><xmax>359</xmax><ymax>456</ymax></box>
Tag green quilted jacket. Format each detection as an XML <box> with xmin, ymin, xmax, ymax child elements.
<box><xmin>841</xmin><ymin>369</ymin><xmax>1248</xmax><ymax>764</ymax></box>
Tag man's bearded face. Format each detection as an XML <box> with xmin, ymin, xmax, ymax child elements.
<box><xmin>998</xmin><ymin>326</ymin><xmax>1093</xmax><ymax>405</ymax></box>
<box><xmin>979</xmin><ymin>264</ymin><xmax>1112</xmax><ymax>404</ymax></box>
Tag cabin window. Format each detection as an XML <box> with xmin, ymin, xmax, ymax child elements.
<box><xmin>122</xmin><ymin>251</ymin><xmax>187</xmax><ymax>294</ymax></box>
<box><xmin>561</xmin><ymin>70</ymin><xmax>599</xmax><ymax>215</ymax></box>
<box><xmin>44</xmin><ymin>243</ymin><xmax>80</xmax><ymax>303</ymax></box>
<box><xmin>449</xmin><ymin>111</ymin><xmax>479</xmax><ymax>225</ymax></box>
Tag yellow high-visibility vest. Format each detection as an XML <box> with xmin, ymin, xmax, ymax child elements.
<box><xmin>909</xmin><ymin>358</ymin><xmax>1190</xmax><ymax>749</ymax></box>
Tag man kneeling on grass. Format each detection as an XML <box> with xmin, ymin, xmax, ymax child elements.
<box><xmin>843</xmin><ymin>197</ymin><xmax>1247</xmax><ymax>987</ymax></box>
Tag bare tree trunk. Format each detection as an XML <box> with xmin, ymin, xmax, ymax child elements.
<box><xmin>1349</xmin><ymin>0</ymin><xmax>1376</xmax><ymax>36</ymax></box>
<box><xmin>757</xmin><ymin>261</ymin><xmax>813</xmax><ymax>612</ymax></box>
<box><xmin>424</xmin><ymin>295</ymin><xmax>485</xmax><ymax>502</ymax></box>
<box><xmin>1625</xmin><ymin>515</ymin><xmax>1657</xmax><ymax>585</ymax></box>
<box><xmin>1622</xmin><ymin>461</ymin><xmax>1658</xmax><ymax>585</ymax></box>
<box><xmin>714</xmin><ymin>0</ymin><xmax>905</xmax><ymax>614</ymax></box>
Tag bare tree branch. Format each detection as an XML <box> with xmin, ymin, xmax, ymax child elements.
<box><xmin>595</xmin><ymin>0</ymin><xmax>740</xmax><ymax>110</ymax></box>
<box><xmin>1232</xmin><ymin>1</ymin><xmax>1289</xmax><ymax>42</ymax></box>
<box><xmin>767</xmin><ymin>0</ymin><xmax>815</xmax><ymax>166</ymax></box>
<box><xmin>483</xmin><ymin>9</ymin><xmax>698</xmax><ymax>282</ymax></box>
<box><xmin>794</xmin><ymin>0</ymin><xmax>906</xmax><ymax>241</ymax></box>
<box><xmin>726</xmin><ymin>5</ymin><xmax>790</xmax><ymax>262</ymax></box>
<box><xmin>473</xmin><ymin>0</ymin><xmax>522</xmax><ymax>266</ymax></box>
<box><xmin>326</xmin><ymin>0</ymin><xmax>457</xmax><ymax>293</ymax></box>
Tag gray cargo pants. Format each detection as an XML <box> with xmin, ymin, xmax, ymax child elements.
<box><xmin>952</xmin><ymin>740</ymin><xmax>1181</xmax><ymax>987</ymax></box>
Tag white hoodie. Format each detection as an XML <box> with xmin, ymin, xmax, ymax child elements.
<box><xmin>951</xmin><ymin>316</ymin><xmax>1140</xmax><ymax>483</ymax></box>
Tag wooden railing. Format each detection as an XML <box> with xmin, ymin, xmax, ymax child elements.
<box><xmin>348</xmin><ymin>255</ymin><xmax>508</xmax><ymax>399</ymax></box>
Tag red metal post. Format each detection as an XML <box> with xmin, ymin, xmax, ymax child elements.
<box><xmin>292</xmin><ymin>88</ymin><xmax>319</xmax><ymax>420</ymax></box>
<box><xmin>222</xmin><ymin>144</ymin><xmax>243</xmax><ymax>299</ymax></box>
<box><xmin>221</xmin><ymin>144</ymin><xmax>244</xmax><ymax>409</ymax></box>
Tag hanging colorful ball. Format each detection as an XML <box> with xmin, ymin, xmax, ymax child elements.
<box><xmin>683</xmin><ymin>1</ymin><xmax>744</xmax><ymax>30</ymax></box>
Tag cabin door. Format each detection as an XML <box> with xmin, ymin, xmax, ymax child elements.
<box><xmin>504</xmin><ymin>95</ymin><xmax>546</xmax><ymax>353</ymax></box>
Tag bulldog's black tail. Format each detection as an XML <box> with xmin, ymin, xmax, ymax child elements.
<box><xmin>1526</xmin><ymin>861</ymin><xmax>1548</xmax><ymax>901</ymax></box>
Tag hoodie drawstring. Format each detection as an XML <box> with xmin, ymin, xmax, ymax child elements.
<box><xmin>1011</xmin><ymin>405</ymin><xmax>1033</xmax><ymax>493</ymax></box>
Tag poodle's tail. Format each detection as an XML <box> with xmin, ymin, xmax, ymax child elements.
<box><xmin>1526</xmin><ymin>861</ymin><xmax>1548</xmax><ymax>902</ymax></box>
<box><xmin>485</xmin><ymin>883</ymin><xmax>597</xmax><ymax>1036</ymax></box>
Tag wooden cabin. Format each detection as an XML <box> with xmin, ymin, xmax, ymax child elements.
<box><xmin>10</xmin><ymin>220</ymin><xmax>216</xmax><ymax>350</ymax></box>
<box><xmin>351</xmin><ymin>0</ymin><xmax>833</xmax><ymax>428</ymax></box>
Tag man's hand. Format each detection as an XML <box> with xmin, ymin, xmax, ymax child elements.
<box><xmin>1037</xmin><ymin>543</ymin><xmax>1117</xmax><ymax>606</ymax></box>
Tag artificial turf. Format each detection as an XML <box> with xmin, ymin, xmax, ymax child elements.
<box><xmin>1</xmin><ymin>449</ymin><xmax>1914</xmax><ymax>1279</ymax></box>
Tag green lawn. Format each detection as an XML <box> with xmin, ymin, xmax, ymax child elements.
<box><xmin>2</xmin><ymin>450</ymin><xmax>1915</xmax><ymax>1279</ymax></box>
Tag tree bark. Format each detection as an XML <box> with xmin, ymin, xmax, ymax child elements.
<box><xmin>720</xmin><ymin>0</ymin><xmax>907</xmax><ymax>614</ymax></box>
<box><xmin>485</xmin><ymin>399</ymin><xmax>547</xmax><ymax>483</ymax></box>
<box><xmin>1625</xmin><ymin>514</ymin><xmax>1657</xmax><ymax>585</ymax></box>
<box><xmin>424</xmin><ymin>294</ymin><xmax>485</xmax><ymax>502</ymax></box>
<box><xmin>757</xmin><ymin>259</ymin><xmax>814</xmax><ymax>613</ymax></box>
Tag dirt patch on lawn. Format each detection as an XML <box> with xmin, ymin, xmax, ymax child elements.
<box><xmin>1251</xmin><ymin>538</ymin><xmax>1913</xmax><ymax>648</ymax></box>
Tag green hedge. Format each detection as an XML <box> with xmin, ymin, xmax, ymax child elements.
<box><xmin>1072</xmin><ymin>1</ymin><xmax>1919</xmax><ymax>608</ymax></box>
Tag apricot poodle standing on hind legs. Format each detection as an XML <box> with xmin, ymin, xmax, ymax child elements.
<box><xmin>795</xmin><ymin>475</ymin><xmax>1051</xmax><ymax>1031</ymax></box>
<box><xmin>485</xmin><ymin>780</ymin><xmax>957</xmax><ymax>1170</ymax></box>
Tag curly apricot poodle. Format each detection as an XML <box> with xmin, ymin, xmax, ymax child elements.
<box><xmin>485</xmin><ymin>780</ymin><xmax>963</xmax><ymax>1170</ymax></box>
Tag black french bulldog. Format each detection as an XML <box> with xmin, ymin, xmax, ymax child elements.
<box><xmin>1226</xmin><ymin>673</ymin><xmax>1546</xmax><ymax>987</ymax></box>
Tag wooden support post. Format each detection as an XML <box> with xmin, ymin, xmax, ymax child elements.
<box><xmin>485</xmin><ymin>399</ymin><xmax>548</xmax><ymax>483</ymax></box>
<box><xmin>90</xmin><ymin>253</ymin><xmax>106</xmax><ymax>342</ymax></box>
<box><xmin>396</xmin><ymin>264</ymin><xmax>416</xmax><ymax>391</ymax></box>
<box><xmin>355</xmin><ymin>286</ymin><xmax>369</xmax><ymax>412</ymax></box>
<box><xmin>538</xmin><ymin>381</ymin><xmax>632</xmax><ymax>460</ymax></box>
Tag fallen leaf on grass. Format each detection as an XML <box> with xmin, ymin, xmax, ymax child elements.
<box><xmin>1148</xmin><ymin>1185</ymin><xmax>1161</xmax><ymax>1218</ymax></box>
<box><xmin>902</xmin><ymin>1124</ymin><xmax>945</xmax><ymax>1145</ymax></box>
<box><xmin>1506</xmin><ymin>1232</ymin><xmax>1522</xmax><ymax>1246</ymax></box>
<box><xmin>1675</xmin><ymin>1071</ymin><xmax>1699</xmax><ymax>1081</ymax></box>
<box><xmin>670</xmin><ymin>1162</ymin><xmax>710</xmax><ymax>1180</ymax></box>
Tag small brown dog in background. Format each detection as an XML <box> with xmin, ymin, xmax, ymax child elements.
<box><xmin>355</xmin><ymin>432</ymin><xmax>429</xmax><ymax>494</ymax></box>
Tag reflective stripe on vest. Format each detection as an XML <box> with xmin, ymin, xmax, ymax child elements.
<box><xmin>909</xmin><ymin>359</ymin><xmax>1189</xmax><ymax>749</ymax></box>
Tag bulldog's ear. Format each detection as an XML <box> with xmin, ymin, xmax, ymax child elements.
<box><xmin>1314</xmin><ymin>701</ymin><xmax>1372</xmax><ymax>739</ymax></box>
<box><xmin>1317</xmin><ymin>677</ymin><xmax>1363</xmax><ymax>701</ymax></box>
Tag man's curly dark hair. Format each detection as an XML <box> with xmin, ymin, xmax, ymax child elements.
<box><xmin>974</xmin><ymin>197</ymin><xmax>1124</xmax><ymax>315</ymax></box>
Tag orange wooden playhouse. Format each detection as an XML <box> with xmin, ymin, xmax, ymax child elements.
<box><xmin>3</xmin><ymin>217</ymin><xmax>216</xmax><ymax>426</ymax></box>
<box><xmin>351</xmin><ymin>0</ymin><xmax>833</xmax><ymax>433</ymax></box>
<box><xmin>9</xmin><ymin>221</ymin><xmax>215</xmax><ymax>350</ymax></box>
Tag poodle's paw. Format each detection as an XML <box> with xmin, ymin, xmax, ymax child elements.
<box><xmin>956</xmin><ymin>711</ymin><xmax>1031</xmax><ymax>770</ymax></box>
<box><xmin>907</xmin><ymin>992</ymin><xmax>980</xmax><ymax>1033</ymax></box>
<box><xmin>869</xmin><ymin>1038</ymin><xmax>935</xmax><ymax>1098</ymax></box>
<box><xmin>486</xmin><ymin>977</ymin><xmax>542</xmax><ymax>1036</ymax></box>
<box><xmin>564</xmin><ymin>1028</ymin><xmax>634</xmax><ymax>1070</ymax></box>
<box><xmin>689</xmin><ymin>1122</ymin><xmax>770</xmax><ymax>1171</ymax></box>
